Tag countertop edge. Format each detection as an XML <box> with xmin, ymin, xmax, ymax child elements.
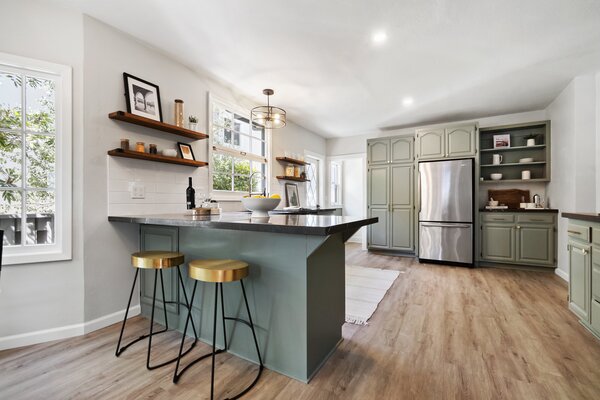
<box><xmin>561</xmin><ymin>212</ymin><xmax>600</xmax><ymax>223</ymax></box>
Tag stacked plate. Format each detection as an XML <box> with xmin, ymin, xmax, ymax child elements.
<box><xmin>519</xmin><ymin>157</ymin><xmax>533</xmax><ymax>163</ymax></box>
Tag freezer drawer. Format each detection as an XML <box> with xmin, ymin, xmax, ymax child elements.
<box><xmin>419</xmin><ymin>222</ymin><xmax>473</xmax><ymax>264</ymax></box>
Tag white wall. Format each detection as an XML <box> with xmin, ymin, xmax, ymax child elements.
<box><xmin>547</xmin><ymin>74</ymin><xmax>598</xmax><ymax>278</ymax></box>
<box><xmin>341</xmin><ymin>156</ymin><xmax>366</xmax><ymax>243</ymax></box>
<box><xmin>0</xmin><ymin>0</ymin><xmax>85</xmax><ymax>347</ymax></box>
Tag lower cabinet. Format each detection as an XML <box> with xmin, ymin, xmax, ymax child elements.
<box><xmin>368</xmin><ymin>208</ymin><xmax>389</xmax><ymax>248</ymax></box>
<box><xmin>480</xmin><ymin>212</ymin><xmax>556</xmax><ymax>267</ymax></box>
<box><xmin>568</xmin><ymin>240</ymin><xmax>591</xmax><ymax>321</ymax></box>
<box><xmin>367</xmin><ymin>207</ymin><xmax>414</xmax><ymax>252</ymax></box>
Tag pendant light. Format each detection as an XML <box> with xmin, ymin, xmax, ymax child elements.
<box><xmin>251</xmin><ymin>89</ymin><xmax>286</xmax><ymax>129</ymax></box>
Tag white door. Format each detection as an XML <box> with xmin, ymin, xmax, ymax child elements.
<box><xmin>305</xmin><ymin>156</ymin><xmax>320</xmax><ymax>207</ymax></box>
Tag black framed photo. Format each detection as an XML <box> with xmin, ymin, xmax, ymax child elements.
<box><xmin>123</xmin><ymin>73</ymin><xmax>163</xmax><ymax>122</ymax></box>
<box><xmin>178</xmin><ymin>142</ymin><xmax>195</xmax><ymax>160</ymax></box>
<box><xmin>285</xmin><ymin>183</ymin><xmax>300</xmax><ymax>208</ymax></box>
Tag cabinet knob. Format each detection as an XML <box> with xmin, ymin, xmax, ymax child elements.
<box><xmin>516</xmin><ymin>225</ymin><xmax>521</xmax><ymax>229</ymax></box>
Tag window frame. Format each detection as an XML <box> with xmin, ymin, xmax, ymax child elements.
<box><xmin>208</xmin><ymin>94</ymin><xmax>271</xmax><ymax>201</ymax></box>
<box><xmin>0</xmin><ymin>52</ymin><xmax>72</xmax><ymax>265</ymax></box>
<box><xmin>304</xmin><ymin>151</ymin><xmax>325</xmax><ymax>207</ymax></box>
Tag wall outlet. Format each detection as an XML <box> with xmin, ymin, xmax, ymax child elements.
<box><xmin>129</xmin><ymin>181</ymin><xmax>145</xmax><ymax>199</ymax></box>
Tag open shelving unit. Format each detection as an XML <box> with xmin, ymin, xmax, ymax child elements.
<box><xmin>276</xmin><ymin>175</ymin><xmax>310</xmax><ymax>182</ymax></box>
<box><xmin>108</xmin><ymin>111</ymin><xmax>209</xmax><ymax>140</ymax></box>
<box><xmin>275</xmin><ymin>156</ymin><xmax>310</xmax><ymax>166</ymax></box>
<box><xmin>479</xmin><ymin>121</ymin><xmax>551</xmax><ymax>183</ymax></box>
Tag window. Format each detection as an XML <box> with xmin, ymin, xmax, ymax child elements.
<box><xmin>305</xmin><ymin>155</ymin><xmax>320</xmax><ymax>207</ymax></box>
<box><xmin>209</xmin><ymin>97</ymin><xmax>269</xmax><ymax>197</ymax></box>
<box><xmin>330</xmin><ymin>161</ymin><xmax>342</xmax><ymax>206</ymax></box>
<box><xmin>0</xmin><ymin>53</ymin><xmax>72</xmax><ymax>265</ymax></box>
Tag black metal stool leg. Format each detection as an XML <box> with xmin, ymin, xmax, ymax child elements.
<box><xmin>146</xmin><ymin>269</ymin><xmax>159</xmax><ymax>370</ymax></box>
<box><xmin>116</xmin><ymin>268</ymin><xmax>139</xmax><ymax>357</ymax></box>
<box><xmin>159</xmin><ymin>269</ymin><xmax>169</xmax><ymax>330</ymax></box>
<box><xmin>177</xmin><ymin>265</ymin><xmax>199</xmax><ymax>341</ymax></box>
<box><xmin>173</xmin><ymin>280</ymin><xmax>198</xmax><ymax>383</ymax></box>
<box><xmin>219</xmin><ymin>282</ymin><xmax>228</xmax><ymax>350</ymax></box>
<box><xmin>211</xmin><ymin>283</ymin><xmax>219</xmax><ymax>400</ymax></box>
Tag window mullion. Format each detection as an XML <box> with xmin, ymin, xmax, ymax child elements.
<box><xmin>20</xmin><ymin>73</ymin><xmax>27</xmax><ymax>247</ymax></box>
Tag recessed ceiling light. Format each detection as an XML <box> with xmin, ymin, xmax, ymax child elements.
<box><xmin>402</xmin><ymin>97</ymin><xmax>414</xmax><ymax>106</ymax></box>
<box><xmin>372</xmin><ymin>31</ymin><xmax>387</xmax><ymax>45</ymax></box>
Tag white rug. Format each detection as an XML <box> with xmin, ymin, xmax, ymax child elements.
<box><xmin>345</xmin><ymin>265</ymin><xmax>400</xmax><ymax>325</ymax></box>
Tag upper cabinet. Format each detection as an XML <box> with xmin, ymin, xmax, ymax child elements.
<box><xmin>416</xmin><ymin>125</ymin><xmax>476</xmax><ymax>160</ymax></box>
<box><xmin>368</xmin><ymin>136</ymin><xmax>414</xmax><ymax>165</ymax></box>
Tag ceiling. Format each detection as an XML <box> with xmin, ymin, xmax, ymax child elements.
<box><xmin>54</xmin><ymin>0</ymin><xmax>600</xmax><ymax>138</ymax></box>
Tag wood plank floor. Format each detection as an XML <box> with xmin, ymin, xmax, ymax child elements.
<box><xmin>2</xmin><ymin>244</ymin><xmax>600</xmax><ymax>399</ymax></box>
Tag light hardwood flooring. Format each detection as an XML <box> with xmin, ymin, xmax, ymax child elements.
<box><xmin>1</xmin><ymin>244</ymin><xmax>600</xmax><ymax>399</ymax></box>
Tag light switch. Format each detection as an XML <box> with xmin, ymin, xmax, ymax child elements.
<box><xmin>129</xmin><ymin>181</ymin><xmax>145</xmax><ymax>199</ymax></box>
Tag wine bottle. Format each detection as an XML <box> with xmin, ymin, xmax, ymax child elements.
<box><xmin>186</xmin><ymin>177</ymin><xmax>195</xmax><ymax>209</ymax></box>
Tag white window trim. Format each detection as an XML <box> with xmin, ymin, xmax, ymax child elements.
<box><xmin>304</xmin><ymin>151</ymin><xmax>325</xmax><ymax>207</ymax></box>
<box><xmin>207</xmin><ymin>93</ymin><xmax>271</xmax><ymax>201</ymax></box>
<box><xmin>0</xmin><ymin>52</ymin><xmax>72</xmax><ymax>265</ymax></box>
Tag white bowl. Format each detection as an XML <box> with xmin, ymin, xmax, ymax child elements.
<box><xmin>490</xmin><ymin>173</ymin><xmax>503</xmax><ymax>180</ymax></box>
<box><xmin>162</xmin><ymin>149</ymin><xmax>178</xmax><ymax>157</ymax></box>
<box><xmin>488</xmin><ymin>200</ymin><xmax>499</xmax><ymax>207</ymax></box>
<box><xmin>241</xmin><ymin>197</ymin><xmax>281</xmax><ymax>217</ymax></box>
<box><xmin>519</xmin><ymin>157</ymin><xmax>533</xmax><ymax>163</ymax></box>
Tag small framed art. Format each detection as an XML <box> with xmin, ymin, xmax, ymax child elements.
<box><xmin>123</xmin><ymin>73</ymin><xmax>163</xmax><ymax>122</ymax></box>
<box><xmin>177</xmin><ymin>142</ymin><xmax>195</xmax><ymax>160</ymax></box>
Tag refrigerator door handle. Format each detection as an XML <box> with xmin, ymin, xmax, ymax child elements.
<box><xmin>420</xmin><ymin>222</ymin><xmax>471</xmax><ymax>228</ymax></box>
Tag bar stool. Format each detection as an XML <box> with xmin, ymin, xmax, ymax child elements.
<box><xmin>116</xmin><ymin>251</ymin><xmax>198</xmax><ymax>370</ymax></box>
<box><xmin>173</xmin><ymin>259</ymin><xmax>263</xmax><ymax>400</ymax></box>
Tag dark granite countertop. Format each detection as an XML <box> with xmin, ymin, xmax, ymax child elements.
<box><xmin>561</xmin><ymin>212</ymin><xmax>600</xmax><ymax>223</ymax></box>
<box><xmin>480</xmin><ymin>208</ymin><xmax>559</xmax><ymax>213</ymax></box>
<box><xmin>108</xmin><ymin>212</ymin><xmax>377</xmax><ymax>236</ymax></box>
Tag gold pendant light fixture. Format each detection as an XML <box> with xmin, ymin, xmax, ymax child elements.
<box><xmin>251</xmin><ymin>89</ymin><xmax>286</xmax><ymax>129</ymax></box>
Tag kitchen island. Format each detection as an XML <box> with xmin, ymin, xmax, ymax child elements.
<box><xmin>109</xmin><ymin>213</ymin><xmax>376</xmax><ymax>382</ymax></box>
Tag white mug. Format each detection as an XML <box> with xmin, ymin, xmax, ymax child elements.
<box><xmin>492</xmin><ymin>154</ymin><xmax>503</xmax><ymax>165</ymax></box>
<box><xmin>522</xmin><ymin>170</ymin><xmax>531</xmax><ymax>180</ymax></box>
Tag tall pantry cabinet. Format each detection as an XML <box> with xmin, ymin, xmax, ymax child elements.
<box><xmin>367</xmin><ymin>136</ymin><xmax>415</xmax><ymax>253</ymax></box>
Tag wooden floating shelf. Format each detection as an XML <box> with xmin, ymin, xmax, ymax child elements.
<box><xmin>480</xmin><ymin>178</ymin><xmax>549</xmax><ymax>184</ymax></box>
<box><xmin>108</xmin><ymin>149</ymin><xmax>208</xmax><ymax>168</ymax></box>
<box><xmin>276</xmin><ymin>176</ymin><xmax>310</xmax><ymax>182</ymax></box>
<box><xmin>108</xmin><ymin>111</ymin><xmax>209</xmax><ymax>140</ymax></box>
<box><xmin>276</xmin><ymin>156</ymin><xmax>309</xmax><ymax>166</ymax></box>
<box><xmin>480</xmin><ymin>145</ymin><xmax>545</xmax><ymax>153</ymax></box>
<box><xmin>481</xmin><ymin>162</ymin><xmax>546</xmax><ymax>168</ymax></box>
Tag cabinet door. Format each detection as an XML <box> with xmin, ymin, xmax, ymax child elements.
<box><xmin>481</xmin><ymin>224</ymin><xmax>515</xmax><ymax>262</ymax></box>
<box><xmin>391</xmin><ymin>208</ymin><xmax>413</xmax><ymax>251</ymax></box>
<box><xmin>368</xmin><ymin>208</ymin><xmax>389</xmax><ymax>248</ymax></box>
<box><xmin>390</xmin><ymin>137</ymin><xmax>413</xmax><ymax>163</ymax></box>
<box><xmin>390</xmin><ymin>165</ymin><xmax>413</xmax><ymax>207</ymax></box>
<box><xmin>569</xmin><ymin>241</ymin><xmax>591</xmax><ymax>322</ymax></box>
<box><xmin>446</xmin><ymin>126</ymin><xmax>476</xmax><ymax>157</ymax></box>
<box><xmin>368</xmin><ymin>166</ymin><xmax>389</xmax><ymax>207</ymax></box>
<box><xmin>368</xmin><ymin>139</ymin><xmax>390</xmax><ymax>165</ymax></box>
<box><xmin>516</xmin><ymin>224</ymin><xmax>554</xmax><ymax>266</ymax></box>
<box><xmin>416</xmin><ymin>129</ymin><xmax>445</xmax><ymax>159</ymax></box>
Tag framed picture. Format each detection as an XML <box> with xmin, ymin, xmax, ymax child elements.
<box><xmin>177</xmin><ymin>142</ymin><xmax>195</xmax><ymax>160</ymax></box>
<box><xmin>123</xmin><ymin>73</ymin><xmax>163</xmax><ymax>122</ymax></box>
<box><xmin>493</xmin><ymin>134</ymin><xmax>511</xmax><ymax>148</ymax></box>
<box><xmin>285</xmin><ymin>183</ymin><xmax>300</xmax><ymax>208</ymax></box>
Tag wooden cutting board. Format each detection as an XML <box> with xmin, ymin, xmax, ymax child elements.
<box><xmin>487</xmin><ymin>189</ymin><xmax>530</xmax><ymax>209</ymax></box>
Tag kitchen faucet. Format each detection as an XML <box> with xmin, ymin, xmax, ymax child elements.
<box><xmin>248</xmin><ymin>171</ymin><xmax>266</xmax><ymax>197</ymax></box>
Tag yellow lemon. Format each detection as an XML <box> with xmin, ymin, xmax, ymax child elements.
<box><xmin>270</xmin><ymin>194</ymin><xmax>281</xmax><ymax>199</ymax></box>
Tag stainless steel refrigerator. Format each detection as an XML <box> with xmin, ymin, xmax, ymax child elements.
<box><xmin>418</xmin><ymin>158</ymin><xmax>474</xmax><ymax>265</ymax></box>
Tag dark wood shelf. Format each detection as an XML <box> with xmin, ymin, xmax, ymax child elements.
<box><xmin>108</xmin><ymin>111</ymin><xmax>209</xmax><ymax>140</ymax></box>
<box><xmin>276</xmin><ymin>156</ymin><xmax>309</xmax><ymax>166</ymax></box>
<box><xmin>108</xmin><ymin>149</ymin><xmax>208</xmax><ymax>167</ymax></box>
<box><xmin>276</xmin><ymin>175</ymin><xmax>310</xmax><ymax>182</ymax></box>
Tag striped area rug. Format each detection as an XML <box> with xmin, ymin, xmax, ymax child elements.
<box><xmin>345</xmin><ymin>265</ymin><xmax>400</xmax><ymax>325</ymax></box>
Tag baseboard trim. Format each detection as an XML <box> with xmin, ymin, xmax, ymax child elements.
<box><xmin>0</xmin><ymin>305</ymin><xmax>140</xmax><ymax>351</ymax></box>
<box><xmin>555</xmin><ymin>268</ymin><xmax>569</xmax><ymax>282</ymax></box>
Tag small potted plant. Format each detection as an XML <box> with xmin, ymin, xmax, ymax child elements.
<box><xmin>188</xmin><ymin>115</ymin><xmax>198</xmax><ymax>131</ymax></box>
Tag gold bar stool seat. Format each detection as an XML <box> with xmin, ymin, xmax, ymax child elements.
<box><xmin>115</xmin><ymin>251</ymin><xmax>198</xmax><ymax>370</ymax></box>
<box><xmin>173</xmin><ymin>259</ymin><xmax>264</xmax><ymax>400</ymax></box>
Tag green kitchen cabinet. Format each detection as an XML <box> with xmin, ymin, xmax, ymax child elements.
<box><xmin>367</xmin><ymin>135</ymin><xmax>415</xmax><ymax>253</ymax></box>
<box><xmin>446</xmin><ymin>126</ymin><xmax>476</xmax><ymax>157</ymax></box>
<box><xmin>482</xmin><ymin>224</ymin><xmax>515</xmax><ymax>262</ymax></box>
<box><xmin>368</xmin><ymin>139</ymin><xmax>390</xmax><ymax>165</ymax></box>
<box><xmin>391</xmin><ymin>137</ymin><xmax>414</xmax><ymax>163</ymax></box>
<box><xmin>416</xmin><ymin>125</ymin><xmax>476</xmax><ymax>160</ymax></box>
<box><xmin>416</xmin><ymin>128</ymin><xmax>445</xmax><ymax>160</ymax></box>
<box><xmin>480</xmin><ymin>212</ymin><xmax>556</xmax><ymax>267</ymax></box>
<box><xmin>568</xmin><ymin>240</ymin><xmax>591</xmax><ymax>322</ymax></box>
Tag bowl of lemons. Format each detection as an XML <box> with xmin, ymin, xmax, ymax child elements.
<box><xmin>241</xmin><ymin>194</ymin><xmax>281</xmax><ymax>217</ymax></box>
